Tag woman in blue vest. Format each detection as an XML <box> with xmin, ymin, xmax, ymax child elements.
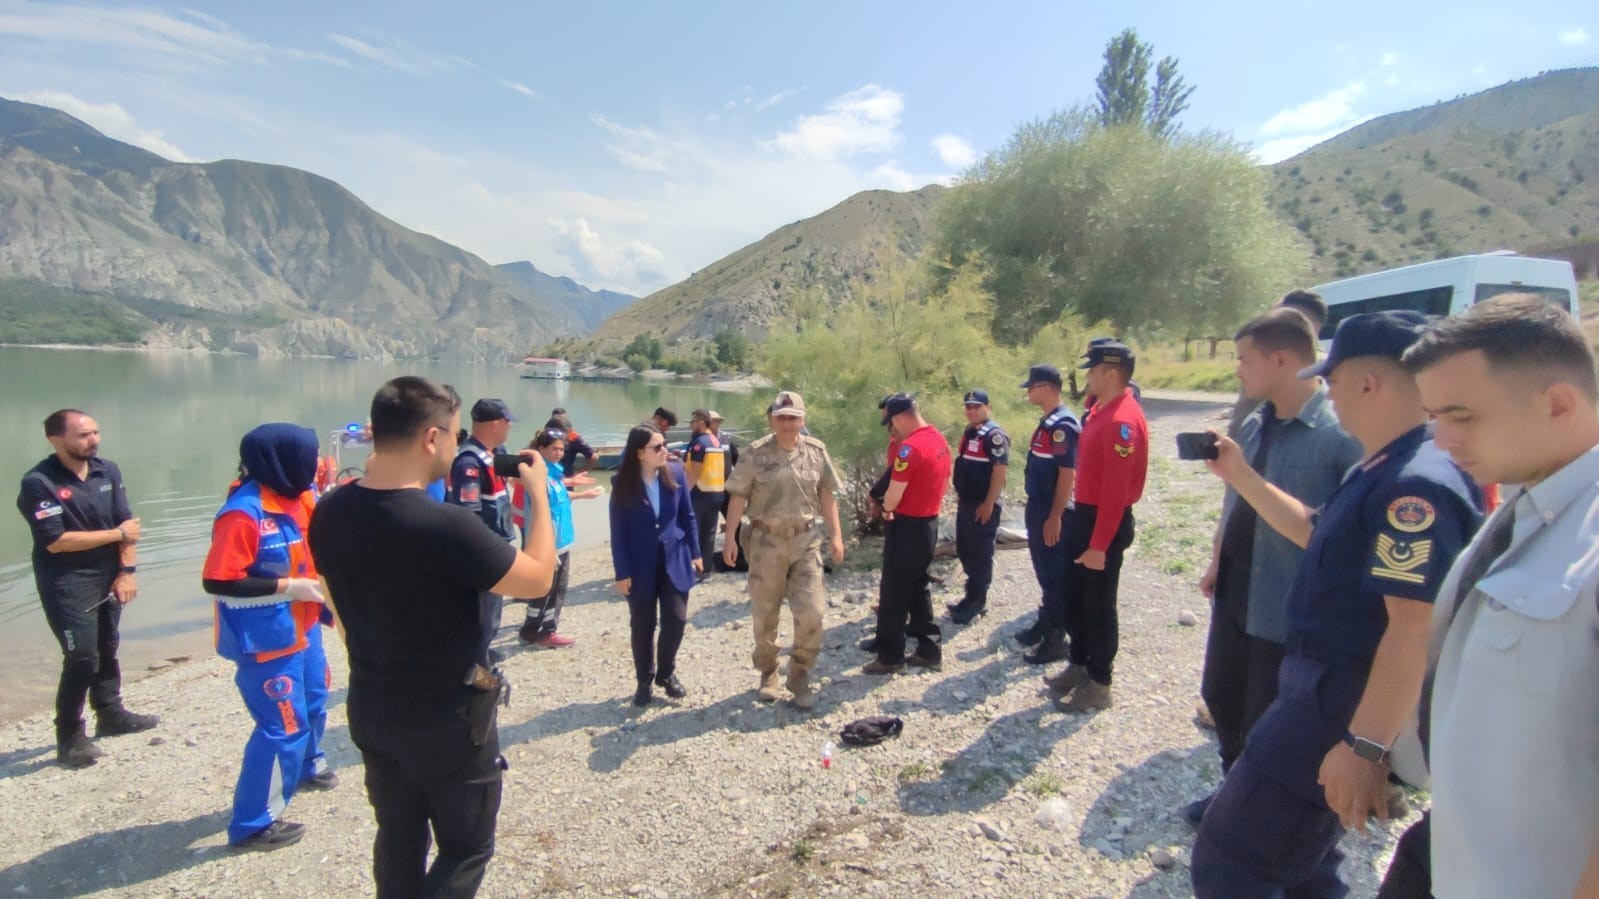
<box><xmin>201</xmin><ymin>423</ymin><xmax>336</xmax><ymax>852</ymax></box>
<box><xmin>609</xmin><ymin>423</ymin><xmax>702</xmax><ymax>706</ymax></box>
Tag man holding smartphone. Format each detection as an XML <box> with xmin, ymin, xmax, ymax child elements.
<box><xmin>1182</xmin><ymin>308</ymin><xmax>1361</xmax><ymax>825</ymax></box>
<box><xmin>448</xmin><ymin>398</ymin><xmax>519</xmax><ymax>658</ymax></box>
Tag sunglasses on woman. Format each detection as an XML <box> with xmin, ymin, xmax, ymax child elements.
<box><xmin>645</xmin><ymin>442</ymin><xmax>667</xmax><ymax>452</ymax></box>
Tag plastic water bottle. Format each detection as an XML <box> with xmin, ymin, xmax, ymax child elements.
<box><xmin>822</xmin><ymin>741</ymin><xmax>834</xmax><ymax>770</ymax></box>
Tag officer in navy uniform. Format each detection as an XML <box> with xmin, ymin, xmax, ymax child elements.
<box><xmin>1015</xmin><ymin>365</ymin><xmax>1080</xmax><ymax>665</ymax></box>
<box><xmin>1191</xmin><ymin>311</ymin><xmax>1484</xmax><ymax>897</ymax></box>
<box><xmin>448</xmin><ymin>398</ymin><xmax>519</xmax><ymax>659</ymax></box>
<box><xmin>948</xmin><ymin>389</ymin><xmax>1009</xmax><ymax>624</ymax></box>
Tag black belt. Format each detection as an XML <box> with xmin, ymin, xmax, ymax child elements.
<box><xmin>1285</xmin><ymin>633</ymin><xmax>1373</xmax><ymax>668</ymax></box>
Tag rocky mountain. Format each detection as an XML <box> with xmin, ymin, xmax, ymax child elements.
<box><xmin>495</xmin><ymin>261</ymin><xmax>636</xmax><ymax>331</ymax></box>
<box><xmin>589</xmin><ymin>184</ymin><xmax>945</xmax><ymax>351</ymax></box>
<box><xmin>0</xmin><ymin>96</ymin><xmax>600</xmax><ymax>359</ymax></box>
<box><xmin>1267</xmin><ymin>67</ymin><xmax>1599</xmax><ymax>279</ymax></box>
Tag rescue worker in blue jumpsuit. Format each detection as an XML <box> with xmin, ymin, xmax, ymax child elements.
<box><xmin>448</xmin><ymin>398</ymin><xmax>519</xmax><ymax>660</ymax></box>
<box><xmin>1192</xmin><ymin>311</ymin><xmax>1483</xmax><ymax>897</ymax></box>
<box><xmin>1015</xmin><ymin>364</ymin><xmax>1080</xmax><ymax>665</ymax></box>
<box><xmin>202</xmin><ymin>423</ymin><xmax>336</xmax><ymax>851</ymax></box>
<box><xmin>948</xmin><ymin>389</ymin><xmax>1009</xmax><ymax>624</ymax></box>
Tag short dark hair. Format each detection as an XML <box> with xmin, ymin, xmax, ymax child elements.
<box><xmin>369</xmin><ymin>377</ymin><xmax>462</xmax><ymax>449</ymax></box>
<box><xmin>1277</xmin><ymin>289</ymin><xmax>1327</xmax><ymax>331</ymax></box>
<box><xmin>1235</xmin><ymin>307</ymin><xmax>1317</xmax><ymax>362</ymax></box>
<box><xmin>44</xmin><ymin>409</ymin><xmax>87</xmax><ymax>438</ymax></box>
<box><xmin>1402</xmin><ymin>294</ymin><xmax>1597</xmax><ymax>400</ymax></box>
<box><xmin>653</xmin><ymin>406</ymin><xmax>678</xmax><ymax>428</ymax></box>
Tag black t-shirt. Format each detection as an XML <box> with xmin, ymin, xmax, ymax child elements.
<box><xmin>1216</xmin><ymin>412</ymin><xmax>1279</xmax><ymax>625</ymax></box>
<box><xmin>309</xmin><ymin>484</ymin><xmax>517</xmax><ymax>708</ymax></box>
<box><xmin>16</xmin><ymin>455</ymin><xmax>132</xmax><ymax>596</ymax></box>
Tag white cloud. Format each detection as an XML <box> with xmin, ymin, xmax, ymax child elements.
<box><xmin>327</xmin><ymin>33</ymin><xmax>454</xmax><ymax>76</ymax></box>
<box><xmin>1253</xmin><ymin>127</ymin><xmax>1351</xmax><ymax>164</ymax></box>
<box><xmin>11</xmin><ymin>89</ymin><xmax>192</xmax><ymax>161</ymax></box>
<box><xmin>766</xmin><ymin>84</ymin><xmax>903</xmax><ymax>160</ymax></box>
<box><xmin>931</xmin><ymin>133</ymin><xmax>978</xmax><ymax>168</ymax></box>
<box><xmin>868</xmin><ymin>161</ymin><xmax>918</xmax><ymax>191</ymax></box>
<box><xmin>755</xmin><ymin>88</ymin><xmax>800</xmax><ymax>111</ymax></box>
<box><xmin>0</xmin><ymin>2</ymin><xmax>345</xmax><ymax>70</ymax></box>
<box><xmin>503</xmin><ymin>80</ymin><xmax>537</xmax><ymax>98</ymax></box>
<box><xmin>550</xmin><ymin>218</ymin><xmax>671</xmax><ymax>288</ymax></box>
<box><xmin>1379</xmin><ymin>51</ymin><xmax>1398</xmax><ymax>67</ymax></box>
<box><xmin>1559</xmin><ymin>27</ymin><xmax>1591</xmax><ymax>45</ymax></box>
<box><xmin>1260</xmin><ymin>82</ymin><xmax>1367</xmax><ymax>137</ymax></box>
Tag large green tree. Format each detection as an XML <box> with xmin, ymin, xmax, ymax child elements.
<box><xmin>1095</xmin><ymin>28</ymin><xmax>1194</xmax><ymax>140</ymax></box>
<box><xmin>933</xmin><ymin>113</ymin><xmax>1302</xmax><ymax>341</ymax></box>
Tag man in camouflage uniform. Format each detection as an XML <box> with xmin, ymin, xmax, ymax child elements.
<box><xmin>723</xmin><ymin>391</ymin><xmax>846</xmax><ymax>710</ymax></box>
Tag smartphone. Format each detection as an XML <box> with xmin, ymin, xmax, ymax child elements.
<box><xmin>1175</xmin><ymin>432</ymin><xmax>1219</xmax><ymax>461</ymax></box>
<box><xmin>492</xmin><ymin>453</ymin><xmax>527</xmax><ymax>478</ymax></box>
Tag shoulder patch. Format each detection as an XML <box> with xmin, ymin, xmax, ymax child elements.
<box><xmin>463</xmin><ymin>467</ymin><xmax>479</xmax><ymax>478</ymax></box>
<box><xmin>898</xmin><ymin>445</ymin><xmax>912</xmax><ymax>459</ymax></box>
<box><xmin>990</xmin><ymin>433</ymin><xmax>1006</xmax><ymax>448</ymax></box>
<box><xmin>1386</xmin><ymin>496</ymin><xmax>1436</xmax><ymax>533</ymax></box>
<box><xmin>1371</xmin><ymin>534</ymin><xmax>1432</xmax><ymax>584</ymax></box>
<box><xmin>893</xmin><ymin>458</ymin><xmax>909</xmax><ymax>473</ymax></box>
<box><xmin>1052</xmin><ymin>430</ymin><xmax>1066</xmax><ymax>443</ymax></box>
<box><xmin>1114</xmin><ymin>444</ymin><xmax>1134</xmax><ymax>458</ymax></box>
<box><xmin>1119</xmin><ymin>423</ymin><xmax>1132</xmax><ymax>441</ymax></box>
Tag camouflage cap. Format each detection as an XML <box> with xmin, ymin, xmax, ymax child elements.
<box><xmin>771</xmin><ymin>390</ymin><xmax>807</xmax><ymax>418</ymax></box>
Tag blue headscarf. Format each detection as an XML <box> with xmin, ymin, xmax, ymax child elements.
<box><xmin>238</xmin><ymin>423</ymin><xmax>320</xmax><ymax>499</ymax></box>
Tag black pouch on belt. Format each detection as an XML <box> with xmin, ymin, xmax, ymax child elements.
<box><xmin>464</xmin><ymin>664</ymin><xmax>508</xmax><ymax>747</ymax></box>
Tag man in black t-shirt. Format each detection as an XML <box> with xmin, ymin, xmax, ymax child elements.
<box><xmin>16</xmin><ymin>409</ymin><xmax>158</xmax><ymax>769</ymax></box>
<box><xmin>310</xmin><ymin>377</ymin><xmax>556</xmax><ymax>898</ymax></box>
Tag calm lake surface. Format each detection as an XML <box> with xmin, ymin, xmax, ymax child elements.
<box><xmin>0</xmin><ymin>347</ymin><xmax>742</xmax><ymax>721</ymax></box>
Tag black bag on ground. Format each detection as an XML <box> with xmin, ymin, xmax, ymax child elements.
<box><xmin>839</xmin><ymin>716</ymin><xmax>903</xmax><ymax>747</ymax></box>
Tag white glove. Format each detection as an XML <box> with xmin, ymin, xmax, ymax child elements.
<box><xmin>285</xmin><ymin>578</ymin><xmax>326</xmax><ymax>604</ymax></box>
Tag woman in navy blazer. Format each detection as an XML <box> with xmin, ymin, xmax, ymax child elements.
<box><xmin>609</xmin><ymin>424</ymin><xmax>702</xmax><ymax>706</ymax></box>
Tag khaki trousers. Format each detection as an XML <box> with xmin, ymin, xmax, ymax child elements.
<box><xmin>747</xmin><ymin>527</ymin><xmax>825</xmax><ymax>685</ymax></box>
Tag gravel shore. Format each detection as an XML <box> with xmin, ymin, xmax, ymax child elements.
<box><xmin>0</xmin><ymin>398</ymin><xmax>1417</xmax><ymax>897</ymax></box>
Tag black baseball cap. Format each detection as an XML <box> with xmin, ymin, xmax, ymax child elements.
<box><xmin>880</xmin><ymin>392</ymin><xmax>917</xmax><ymax>426</ymax></box>
<box><xmin>1080</xmin><ymin>341</ymin><xmax>1134</xmax><ymax>369</ymax></box>
<box><xmin>470</xmin><ymin>398</ymin><xmax>517</xmax><ymax>422</ymax></box>
<box><xmin>962</xmin><ymin>389</ymin><xmax>991</xmax><ymax>406</ymax></box>
<box><xmin>1019</xmin><ymin>364</ymin><xmax>1063</xmax><ymax>389</ymax></box>
<box><xmin>1298</xmin><ymin>310</ymin><xmax>1428</xmax><ymax>379</ymax></box>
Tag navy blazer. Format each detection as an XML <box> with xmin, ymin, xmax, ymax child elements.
<box><xmin>609</xmin><ymin>461</ymin><xmax>701</xmax><ymax>601</ymax></box>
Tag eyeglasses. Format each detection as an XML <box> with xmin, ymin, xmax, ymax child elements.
<box><xmin>645</xmin><ymin>442</ymin><xmax>667</xmax><ymax>452</ymax></box>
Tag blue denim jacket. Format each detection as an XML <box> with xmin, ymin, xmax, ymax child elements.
<box><xmin>1221</xmin><ymin>388</ymin><xmax>1364</xmax><ymax>642</ymax></box>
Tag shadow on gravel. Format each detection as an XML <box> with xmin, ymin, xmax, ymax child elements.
<box><xmin>545</xmin><ymin>575</ymin><xmax>617</xmax><ymax>609</ymax></box>
<box><xmin>895</xmin><ymin>694</ymin><xmax>1090</xmax><ymax>816</ymax></box>
<box><xmin>0</xmin><ymin>810</ymin><xmax>228</xmax><ymax>897</ymax></box>
<box><xmin>1077</xmin><ymin>742</ymin><xmax>1211</xmax><ymax>861</ymax></box>
<box><xmin>0</xmin><ymin>743</ymin><xmax>54</xmax><ymax>778</ymax></box>
<box><xmin>686</xmin><ymin>596</ymin><xmax>751</xmax><ymax>630</ymax></box>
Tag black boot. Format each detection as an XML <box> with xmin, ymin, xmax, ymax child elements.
<box><xmin>632</xmin><ymin>679</ymin><xmax>653</xmax><ymax>707</ymax></box>
<box><xmin>1014</xmin><ymin>617</ymin><xmax>1046</xmax><ymax>646</ymax></box>
<box><xmin>655</xmin><ymin>672</ymin><xmax>687</xmax><ymax>699</ymax></box>
<box><xmin>56</xmin><ymin>722</ymin><xmax>103</xmax><ymax>769</ymax></box>
<box><xmin>95</xmin><ymin>708</ymin><xmax>160</xmax><ymax>738</ymax></box>
<box><xmin>1023</xmin><ymin>629</ymin><xmax>1069</xmax><ymax>665</ymax></box>
<box><xmin>948</xmin><ymin>595</ymin><xmax>987</xmax><ymax>625</ymax></box>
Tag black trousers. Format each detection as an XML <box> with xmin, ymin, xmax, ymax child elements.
<box><xmin>1200</xmin><ymin>602</ymin><xmax>1288</xmax><ymax>772</ymax></box>
<box><xmin>954</xmin><ymin>498</ymin><xmax>1000</xmax><ymax>603</ymax></box>
<box><xmin>1065</xmin><ymin>505</ymin><xmax>1135</xmax><ymax>685</ymax></box>
<box><xmin>39</xmin><ymin>580</ymin><xmax>124</xmax><ymax>735</ymax></box>
<box><xmin>349</xmin><ymin>692</ymin><xmax>503</xmax><ymax>899</ymax></box>
<box><xmin>627</xmin><ymin>556</ymin><xmax>688</xmax><ymax>683</ymax></box>
<box><xmin>691</xmin><ymin>489</ymin><xmax>722</xmax><ymax>571</ymax></box>
<box><xmin>1377</xmin><ymin>812</ymin><xmax>1433</xmax><ymax>899</ymax></box>
<box><xmin>1024</xmin><ymin>500</ymin><xmax>1072</xmax><ymax>630</ymax></box>
<box><xmin>876</xmin><ymin>514</ymin><xmax>941</xmax><ymax>663</ymax></box>
<box><xmin>522</xmin><ymin>551</ymin><xmax>570</xmax><ymax>634</ymax></box>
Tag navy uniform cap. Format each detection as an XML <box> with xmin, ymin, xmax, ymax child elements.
<box><xmin>1079</xmin><ymin>341</ymin><xmax>1134</xmax><ymax>369</ymax></box>
<box><xmin>880</xmin><ymin>392</ymin><xmax>917</xmax><ymax>425</ymax></box>
<box><xmin>962</xmin><ymin>389</ymin><xmax>991</xmax><ymax>406</ymax></box>
<box><xmin>471</xmin><ymin>398</ymin><xmax>517</xmax><ymax>422</ymax></box>
<box><xmin>1299</xmin><ymin>310</ymin><xmax>1428</xmax><ymax>379</ymax></box>
<box><xmin>1019</xmin><ymin>364</ymin><xmax>1063</xmax><ymax>389</ymax></box>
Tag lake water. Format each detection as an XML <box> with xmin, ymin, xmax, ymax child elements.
<box><xmin>0</xmin><ymin>347</ymin><xmax>741</xmax><ymax>721</ymax></box>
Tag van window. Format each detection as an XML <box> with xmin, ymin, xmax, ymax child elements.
<box><xmin>1320</xmin><ymin>286</ymin><xmax>1453</xmax><ymax>340</ymax></box>
<box><xmin>1473</xmin><ymin>283</ymin><xmax>1572</xmax><ymax>309</ymax></box>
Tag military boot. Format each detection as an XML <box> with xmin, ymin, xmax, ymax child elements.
<box><xmin>756</xmin><ymin>669</ymin><xmax>783</xmax><ymax>702</ymax></box>
<box><xmin>56</xmin><ymin>722</ymin><xmax>104</xmax><ymax>769</ymax></box>
<box><xmin>1042</xmin><ymin>663</ymin><xmax>1090</xmax><ymax>695</ymax></box>
<box><xmin>95</xmin><ymin>708</ymin><xmax>159</xmax><ymax>737</ymax></box>
<box><xmin>1014</xmin><ymin>617</ymin><xmax>1046</xmax><ymax>646</ymax></box>
<box><xmin>788</xmin><ymin>676</ymin><xmax>817</xmax><ymax>710</ymax></box>
<box><xmin>1056</xmin><ymin>680</ymin><xmax>1112</xmax><ymax>713</ymax></box>
<box><xmin>948</xmin><ymin>594</ymin><xmax>987</xmax><ymax>625</ymax></box>
<box><xmin>1023</xmin><ymin>629</ymin><xmax>1069</xmax><ymax>665</ymax></box>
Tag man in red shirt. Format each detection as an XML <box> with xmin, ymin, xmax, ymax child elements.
<box><xmin>1051</xmin><ymin>341</ymin><xmax>1148</xmax><ymax>712</ymax></box>
<box><xmin>864</xmin><ymin>393</ymin><xmax>952</xmax><ymax>674</ymax></box>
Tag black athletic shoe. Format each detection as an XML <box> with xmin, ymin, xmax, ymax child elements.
<box><xmin>655</xmin><ymin>673</ymin><xmax>687</xmax><ymax>699</ymax></box>
<box><xmin>301</xmin><ymin>769</ymin><xmax>339</xmax><ymax>791</ymax></box>
<box><xmin>94</xmin><ymin>709</ymin><xmax>159</xmax><ymax>737</ymax></box>
<box><xmin>56</xmin><ymin>727</ymin><xmax>103</xmax><ymax>769</ymax></box>
<box><xmin>231</xmin><ymin>820</ymin><xmax>306</xmax><ymax>852</ymax></box>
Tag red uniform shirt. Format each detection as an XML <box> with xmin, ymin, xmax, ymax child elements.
<box><xmin>889</xmin><ymin>423</ymin><xmax>952</xmax><ymax>517</ymax></box>
<box><xmin>1073</xmin><ymin>387</ymin><xmax>1148</xmax><ymax>552</ymax></box>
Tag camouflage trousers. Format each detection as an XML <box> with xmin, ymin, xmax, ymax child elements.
<box><xmin>746</xmin><ymin>526</ymin><xmax>826</xmax><ymax>685</ymax></box>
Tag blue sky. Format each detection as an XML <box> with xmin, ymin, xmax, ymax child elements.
<box><xmin>1</xmin><ymin>1</ymin><xmax>1594</xmax><ymax>296</ymax></box>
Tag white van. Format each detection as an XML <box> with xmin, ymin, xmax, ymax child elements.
<box><xmin>1312</xmin><ymin>253</ymin><xmax>1580</xmax><ymax>342</ymax></box>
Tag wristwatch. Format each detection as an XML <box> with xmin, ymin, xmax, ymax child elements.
<box><xmin>119</xmin><ymin>565</ymin><xmax>137</xmax><ymax>575</ymax></box>
<box><xmin>1343</xmin><ymin>731</ymin><xmax>1389</xmax><ymax>764</ymax></box>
